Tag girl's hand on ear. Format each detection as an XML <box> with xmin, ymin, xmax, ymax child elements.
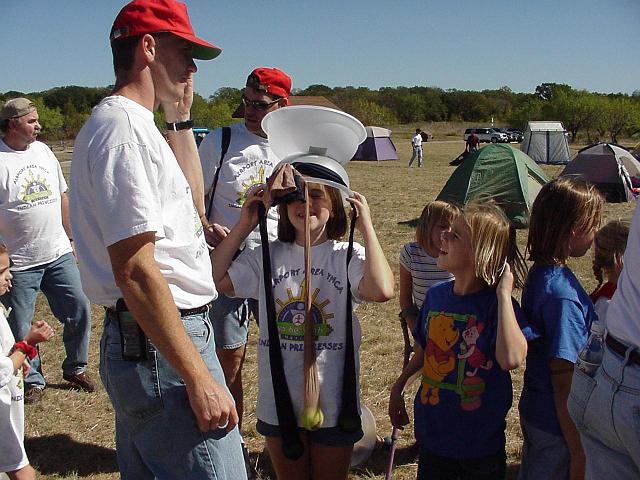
<box><xmin>497</xmin><ymin>262</ymin><xmax>514</xmax><ymax>297</ymax></box>
<box><xmin>347</xmin><ymin>191</ymin><xmax>373</xmax><ymax>234</ymax></box>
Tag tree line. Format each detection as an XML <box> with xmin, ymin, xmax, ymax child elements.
<box><xmin>2</xmin><ymin>82</ymin><xmax>639</xmax><ymax>144</ymax></box>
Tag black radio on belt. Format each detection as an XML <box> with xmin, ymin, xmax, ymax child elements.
<box><xmin>113</xmin><ymin>299</ymin><xmax>148</xmax><ymax>362</ymax></box>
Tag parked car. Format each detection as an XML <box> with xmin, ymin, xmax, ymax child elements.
<box><xmin>463</xmin><ymin>128</ymin><xmax>509</xmax><ymax>143</ymax></box>
<box><xmin>506</xmin><ymin>128</ymin><xmax>524</xmax><ymax>142</ymax></box>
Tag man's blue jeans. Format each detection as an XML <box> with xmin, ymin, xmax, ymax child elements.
<box><xmin>100</xmin><ymin>310</ymin><xmax>247</xmax><ymax>479</ymax></box>
<box><xmin>1</xmin><ymin>252</ymin><xmax>91</xmax><ymax>389</ymax></box>
<box><xmin>408</xmin><ymin>146</ymin><xmax>423</xmax><ymax>167</ymax></box>
<box><xmin>568</xmin><ymin>340</ymin><xmax>640</xmax><ymax>479</ymax></box>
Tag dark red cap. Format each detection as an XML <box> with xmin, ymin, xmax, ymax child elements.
<box><xmin>246</xmin><ymin>67</ymin><xmax>292</xmax><ymax>99</ymax></box>
<box><xmin>110</xmin><ymin>0</ymin><xmax>221</xmax><ymax>60</ymax></box>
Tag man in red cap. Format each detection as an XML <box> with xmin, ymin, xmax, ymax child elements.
<box><xmin>198</xmin><ymin>66</ymin><xmax>290</xmax><ymax>471</ymax></box>
<box><xmin>69</xmin><ymin>1</ymin><xmax>246</xmax><ymax>478</ymax></box>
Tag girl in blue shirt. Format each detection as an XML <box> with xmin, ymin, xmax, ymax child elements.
<box><xmin>389</xmin><ymin>201</ymin><xmax>535</xmax><ymax>480</ymax></box>
<box><xmin>518</xmin><ymin>177</ymin><xmax>604</xmax><ymax>480</ymax></box>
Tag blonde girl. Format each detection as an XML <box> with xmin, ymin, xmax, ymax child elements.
<box><xmin>212</xmin><ymin>180</ymin><xmax>393</xmax><ymax>480</ymax></box>
<box><xmin>389</xmin><ymin>201</ymin><xmax>534</xmax><ymax>480</ymax></box>
<box><xmin>518</xmin><ymin>177</ymin><xmax>604</xmax><ymax>480</ymax></box>
<box><xmin>590</xmin><ymin>219</ymin><xmax>630</xmax><ymax>322</ymax></box>
<box><xmin>399</xmin><ymin>201</ymin><xmax>460</xmax><ymax>332</ymax></box>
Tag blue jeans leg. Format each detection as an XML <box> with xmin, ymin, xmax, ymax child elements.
<box><xmin>2</xmin><ymin>253</ymin><xmax>91</xmax><ymax>388</ymax></box>
<box><xmin>100</xmin><ymin>311</ymin><xmax>247</xmax><ymax>480</ymax></box>
<box><xmin>40</xmin><ymin>253</ymin><xmax>91</xmax><ymax>377</ymax></box>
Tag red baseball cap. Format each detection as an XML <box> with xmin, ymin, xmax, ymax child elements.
<box><xmin>247</xmin><ymin>67</ymin><xmax>292</xmax><ymax>99</ymax></box>
<box><xmin>110</xmin><ymin>0</ymin><xmax>221</xmax><ymax>60</ymax></box>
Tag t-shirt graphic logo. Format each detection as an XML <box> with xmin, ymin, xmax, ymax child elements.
<box><xmin>275</xmin><ymin>281</ymin><xmax>334</xmax><ymax>341</ymax></box>
<box><xmin>20</xmin><ymin>171</ymin><xmax>52</xmax><ymax>203</ymax></box>
<box><xmin>235</xmin><ymin>165</ymin><xmax>267</xmax><ymax>207</ymax></box>
<box><xmin>421</xmin><ymin>311</ymin><xmax>489</xmax><ymax>411</ymax></box>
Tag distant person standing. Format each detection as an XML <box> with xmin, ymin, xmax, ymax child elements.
<box><xmin>0</xmin><ymin>98</ymin><xmax>94</xmax><ymax>404</ymax></box>
<box><xmin>408</xmin><ymin>128</ymin><xmax>423</xmax><ymax>167</ymax></box>
<box><xmin>466</xmin><ymin>131</ymin><xmax>480</xmax><ymax>153</ymax></box>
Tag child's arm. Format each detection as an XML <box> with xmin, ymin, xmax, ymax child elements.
<box><xmin>399</xmin><ymin>265</ymin><xmax>419</xmax><ymax>332</ymax></box>
<box><xmin>348</xmin><ymin>191</ymin><xmax>394</xmax><ymax>302</ymax></box>
<box><xmin>8</xmin><ymin>320</ymin><xmax>54</xmax><ymax>373</ymax></box>
<box><xmin>211</xmin><ymin>189</ymin><xmax>264</xmax><ymax>296</ymax></box>
<box><xmin>550</xmin><ymin>359</ymin><xmax>585</xmax><ymax>480</ymax></box>
<box><xmin>495</xmin><ymin>263</ymin><xmax>527</xmax><ymax>370</ymax></box>
<box><xmin>389</xmin><ymin>343</ymin><xmax>424</xmax><ymax>429</ymax></box>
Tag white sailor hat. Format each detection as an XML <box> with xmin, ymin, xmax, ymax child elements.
<box><xmin>261</xmin><ymin>106</ymin><xmax>366</xmax><ymax>198</ymax></box>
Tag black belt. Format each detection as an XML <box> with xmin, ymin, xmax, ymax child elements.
<box><xmin>107</xmin><ymin>298</ymin><xmax>209</xmax><ymax>318</ymax></box>
<box><xmin>605</xmin><ymin>334</ymin><xmax>640</xmax><ymax>366</ymax></box>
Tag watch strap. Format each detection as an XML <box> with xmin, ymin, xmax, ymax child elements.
<box><xmin>165</xmin><ymin>119</ymin><xmax>194</xmax><ymax>131</ymax></box>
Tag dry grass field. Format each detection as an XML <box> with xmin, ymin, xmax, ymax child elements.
<box><xmin>24</xmin><ymin>137</ymin><xmax>634</xmax><ymax>479</ymax></box>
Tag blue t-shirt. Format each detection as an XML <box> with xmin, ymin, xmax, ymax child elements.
<box><xmin>413</xmin><ymin>280</ymin><xmax>535</xmax><ymax>459</ymax></box>
<box><xmin>518</xmin><ymin>264</ymin><xmax>596</xmax><ymax>436</ymax></box>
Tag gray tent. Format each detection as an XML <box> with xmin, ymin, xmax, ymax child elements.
<box><xmin>560</xmin><ymin>143</ymin><xmax>639</xmax><ymax>202</ymax></box>
<box><xmin>521</xmin><ymin>121</ymin><xmax>571</xmax><ymax>164</ymax></box>
<box><xmin>352</xmin><ymin>126</ymin><xmax>398</xmax><ymax>161</ymax></box>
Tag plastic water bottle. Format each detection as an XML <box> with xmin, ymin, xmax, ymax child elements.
<box><xmin>576</xmin><ymin>322</ymin><xmax>605</xmax><ymax>377</ymax></box>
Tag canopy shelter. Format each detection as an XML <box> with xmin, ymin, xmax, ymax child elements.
<box><xmin>521</xmin><ymin>121</ymin><xmax>571</xmax><ymax>164</ymax></box>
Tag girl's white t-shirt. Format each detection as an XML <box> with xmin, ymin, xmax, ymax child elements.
<box><xmin>228</xmin><ymin>239</ymin><xmax>365</xmax><ymax>427</ymax></box>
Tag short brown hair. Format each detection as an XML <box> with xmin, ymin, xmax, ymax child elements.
<box><xmin>463</xmin><ymin>201</ymin><xmax>527</xmax><ymax>288</ymax></box>
<box><xmin>111</xmin><ymin>32</ymin><xmax>171</xmax><ymax>75</ymax></box>
<box><xmin>527</xmin><ymin>177</ymin><xmax>604</xmax><ymax>264</ymax></box>
<box><xmin>277</xmin><ymin>183</ymin><xmax>347</xmax><ymax>242</ymax></box>
<box><xmin>416</xmin><ymin>201</ymin><xmax>461</xmax><ymax>253</ymax></box>
<box><xmin>592</xmin><ymin>218</ymin><xmax>630</xmax><ymax>287</ymax></box>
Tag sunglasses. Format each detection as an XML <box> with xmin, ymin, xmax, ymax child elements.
<box><xmin>241</xmin><ymin>95</ymin><xmax>281</xmax><ymax>111</ymax></box>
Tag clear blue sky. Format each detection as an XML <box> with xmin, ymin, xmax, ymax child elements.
<box><xmin>2</xmin><ymin>0</ymin><xmax>638</xmax><ymax>99</ymax></box>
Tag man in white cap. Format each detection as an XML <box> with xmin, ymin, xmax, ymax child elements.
<box><xmin>0</xmin><ymin>97</ymin><xmax>93</xmax><ymax>404</ymax></box>
<box><xmin>69</xmin><ymin>0</ymin><xmax>245</xmax><ymax>478</ymax></box>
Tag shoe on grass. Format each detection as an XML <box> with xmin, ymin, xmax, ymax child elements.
<box><xmin>24</xmin><ymin>386</ymin><xmax>45</xmax><ymax>404</ymax></box>
<box><xmin>63</xmin><ymin>372</ymin><xmax>96</xmax><ymax>392</ymax></box>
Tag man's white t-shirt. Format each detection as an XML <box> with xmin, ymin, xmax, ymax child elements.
<box><xmin>412</xmin><ymin>133</ymin><xmax>423</xmax><ymax>148</ymax></box>
<box><xmin>606</xmin><ymin>200</ymin><xmax>640</xmax><ymax>349</ymax></box>
<box><xmin>69</xmin><ymin>95</ymin><xmax>215</xmax><ymax>309</ymax></box>
<box><xmin>198</xmin><ymin>122</ymin><xmax>279</xmax><ymax>248</ymax></box>
<box><xmin>228</xmin><ymin>239</ymin><xmax>365</xmax><ymax>427</ymax></box>
<box><xmin>0</xmin><ymin>308</ymin><xmax>28</xmax><ymax>472</ymax></box>
<box><xmin>0</xmin><ymin>140</ymin><xmax>72</xmax><ymax>270</ymax></box>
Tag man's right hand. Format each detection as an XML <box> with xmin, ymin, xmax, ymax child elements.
<box><xmin>204</xmin><ymin>223</ymin><xmax>230</xmax><ymax>249</ymax></box>
<box><xmin>185</xmin><ymin>375</ymin><xmax>239</xmax><ymax>433</ymax></box>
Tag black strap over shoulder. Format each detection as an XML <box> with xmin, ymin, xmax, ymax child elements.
<box><xmin>257</xmin><ymin>203</ymin><xmax>303</xmax><ymax>460</ymax></box>
<box><xmin>205</xmin><ymin>126</ymin><xmax>231</xmax><ymax>219</ymax></box>
<box><xmin>338</xmin><ymin>208</ymin><xmax>361</xmax><ymax>433</ymax></box>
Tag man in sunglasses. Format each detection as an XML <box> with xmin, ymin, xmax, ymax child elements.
<box><xmin>198</xmin><ymin>66</ymin><xmax>291</xmax><ymax>473</ymax></box>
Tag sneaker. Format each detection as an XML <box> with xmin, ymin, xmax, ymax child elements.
<box><xmin>242</xmin><ymin>444</ymin><xmax>256</xmax><ymax>480</ymax></box>
<box><xmin>24</xmin><ymin>386</ymin><xmax>45</xmax><ymax>404</ymax></box>
<box><xmin>62</xmin><ymin>372</ymin><xmax>96</xmax><ymax>392</ymax></box>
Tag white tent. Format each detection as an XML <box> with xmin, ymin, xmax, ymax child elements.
<box><xmin>521</xmin><ymin>121</ymin><xmax>571</xmax><ymax>164</ymax></box>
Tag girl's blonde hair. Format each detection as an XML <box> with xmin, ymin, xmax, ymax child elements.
<box><xmin>463</xmin><ymin>201</ymin><xmax>527</xmax><ymax>288</ymax></box>
<box><xmin>416</xmin><ymin>201</ymin><xmax>461</xmax><ymax>253</ymax></box>
<box><xmin>592</xmin><ymin>218</ymin><xmax>630</xmax><ymax>287</ymax></box>
<box><xmin>527</xmin><ymin>177</ymin><xmax>604</xmax><ymax>264</ymax></box>
<box><xmin>277</xmin><ymin>182</ymin><xmax>347</xmax><ymax>242</ymax></box>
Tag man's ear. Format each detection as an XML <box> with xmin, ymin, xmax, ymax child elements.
<box><xmin>280</xmin><ymin>98</ymin><xmax>289</xmax><ymax>108</ymax></box>
<box><xmin>141</xmin><ymin>34</ymin><xmax>157</xmax><ymax>61</ymax></box>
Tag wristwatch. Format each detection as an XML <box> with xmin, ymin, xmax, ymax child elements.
<box><xmin>165</xmin><ymin>120</ymin><xmax>194</xmax><ymax>131</ymax></box>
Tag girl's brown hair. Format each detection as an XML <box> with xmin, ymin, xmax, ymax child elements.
<box><xmin>592</xmin><ymin>218</ymin><xmax>630</xmax><ymax>287</ymax></box>
<box><xmin>416</xmin><ymin>201</ymin><xmax>461</xmax><ymax>253</ymax></box>
<box><xmin>277</xmin><ymin>182</ymin><xmax>348</xmax><ymax>242</ymax></box>
<box><xmin>463</xmin><ymin>201</ymin><xmax>527</xmax><ymax>288</ymax></box>
<box><xmin>527</xmin><ymin>177</ymin><xmax>604</xmax><ymax>264</ymax></box>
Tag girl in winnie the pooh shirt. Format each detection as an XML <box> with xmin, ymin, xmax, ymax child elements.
<box><xmin>389</xmin><ymin>202</ymin><xmax>538</xmax><ymax>480</ymax></box>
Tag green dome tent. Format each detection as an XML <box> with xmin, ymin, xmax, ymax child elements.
<box><xmin>436</xmin><ymin>144</ymin><xmax>549</xmax><ymax>228</ymax></box>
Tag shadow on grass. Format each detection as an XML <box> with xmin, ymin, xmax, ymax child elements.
<box><xmin>399</xmin><ymin>218</ymin><xmax>419</xmax><ymax>228</ymax></box>
<box><xmin>25</xmin><ymin>434</ymin><xmax>117</xmax><ymax>476</ymax></box>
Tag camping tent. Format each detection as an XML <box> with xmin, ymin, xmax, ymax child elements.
<box><xmin>521</xmin><ymin>121</ymin><xmax>571</xmax><ymax>164</ymax></box>
<box><xmin>436</xmin><ymin>144</ymin><xmax>549</xmax><ymax>228</ymax></box>
<box><xmin>352</xmin><ymin>126</ymin><xmax>398</xmax><ymax>161</ymax></box>
<box><xmin>560</xmin><ymin>143</ymin><xmax>640</xmax><ymax>202</ymax></box>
